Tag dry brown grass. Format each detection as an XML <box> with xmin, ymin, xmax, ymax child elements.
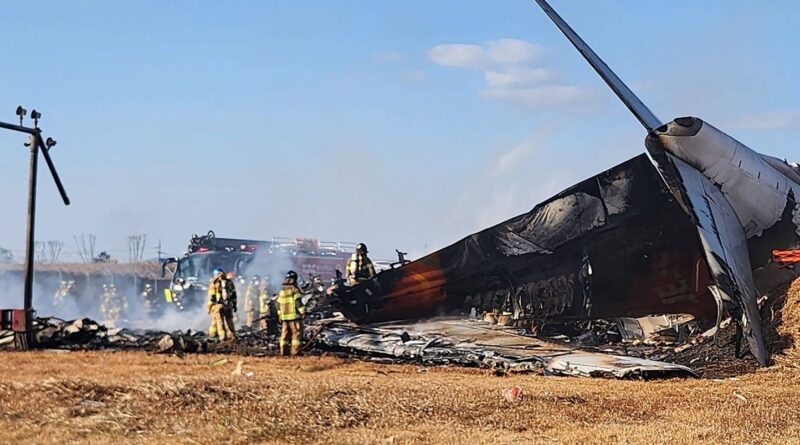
<box><xmin>3</xmin><ymin>277</ymin><xmax>799</xmax><ymax>445</ymax></box>
<box><xmin>1</xmin><ymin>350</ymin><xmax>799</xmax><ymax>445</ymax></box>
<box><xmin>775</xmin><ymin>278</ymin><xmax>800</xmax><ymax>367</ymax></box>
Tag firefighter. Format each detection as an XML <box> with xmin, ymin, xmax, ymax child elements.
<box><xmin>53</xmin><ymin>280</ymin><xmax>68</xmax><ymax>307</ymax></box>
<box><xmin>257</xmin><ymin>278</ymin><xmax>273</xmax><ymax>330</ymax></box>
<box><xmin>226</xmin><ymin>272</ymin><xmax>240</xmax><ymax>327</ymax></box>
<box><xmin>100</xmin><ymin>284</ymin><xmax>111</xmax><ymax>321</ymax></box>
<box><xmin>224</xmin><ymin>272</ymin><xmax>239</xmax><ymax>332</ymax></box>
<box><xmin>207</xmin><ymin>268</ymin><xmax>237</xmax><ymax>340</ymax></box>
<box><xmin>141</xmin><ymin>283</ymin><xmax>159</xmax><ymax>318</ymax></box>
<box><xmin>277</xmin><ymin>270</ymin><xmax>306</xmax><ymax>356</ymax></box>
<box><xmin>243</xmin><ymin>275</ymin><xmax>261</xmax><ymax>327</ymax></box>
<box><xmin>101</xmin><ymin>283</ymin><xmax>127</xmax><ymax>326</ymax></box>
<box><xmin>346</xmin><ymin>243</ymin><xmax>376</xmax><ymax>286</ymax></box>
<box><xmin>113</xmin><ymin>284</ymin><xmax>128</xmax><ymax>320</ymax></box>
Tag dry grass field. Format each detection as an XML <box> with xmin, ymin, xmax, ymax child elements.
<box><xmin>1</xmin><ymin>351</ymin><xmax>799</xmax><ymax>445</ymax></box>
<box><xmin>1</xmin><ymin>279</ymin><xmax>799</xmax><ymax>445</ymax></box>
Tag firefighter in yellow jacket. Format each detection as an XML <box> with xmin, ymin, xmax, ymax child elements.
<box><xmin>277</xmin><ymin>270</ymin><xmax>306</xmax><ymax>356</ymax></box>
<box><xmin>346</xmin><ymin>243</ymin><xmax>376</xmax><ymax>286</ymax></box>
<box><xmin>257</xmin><ymin>278</ymin><xmax>273</xmax><ymax>331</ymax></box>
<box><xmin>100</xmin><ymin>283</ymin><xmax>127</xmax><ymax>327</ymax></box>
<box><xmin>243</xmin><ymin>275</ymin><xmax>261</xmax><ymax>327</ymax></box>
<box><xmin>207</xmin><ymin>268</ymin><xmax>237</xmax><ymax>340</ymax></box>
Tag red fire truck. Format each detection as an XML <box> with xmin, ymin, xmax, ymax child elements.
<box><xmin>161</xmin><ymin>231</ymin><xmax>356</xmax><ymax>310</ymax></box>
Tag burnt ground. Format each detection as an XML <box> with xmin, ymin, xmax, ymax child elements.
<box><xmin>661</xmin><ymin>323</ymin><xmax>761</xmax><ymax>378</ymax></box>
<box><xmin>618</xmin><ymin>276</ymin><xmax>800</xmax><ymax>379</ymax></box>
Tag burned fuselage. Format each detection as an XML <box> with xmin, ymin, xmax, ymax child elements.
<box><xmin>331</xmin><ymin>0</ymin><xmax>800</xmax><ymax>369</ymax></box>
<box><xmin>333</xmin><ymin>155</ymin><xmax>717</xmax><ymax>325</ymax></box>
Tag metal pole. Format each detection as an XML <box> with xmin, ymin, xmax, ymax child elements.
<box><xmin>0</xmin><ymin>112</ymin><xmax>69</xmax><ymax>350</ymax></box>
<box><xmin>20</xmin><ymin>133</ymin><xmax>40</xmax><ymax>349</ymax></box>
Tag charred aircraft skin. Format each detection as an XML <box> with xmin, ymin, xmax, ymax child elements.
<box><xmin>332</xmin><ymin>0</ymin><xmax>800</xmax><ymax>368</ymax></box>
<box><xmin>332</xmin><ymin>119</ymin><xmax>798</xmax><ymax>367</ymax></box>
<box><xmin>333</xmin><ymin>155</ymin><xmax>718</xmax><ymax>324</ymax></box>
<box><xmin>530</xmin><ymin>0</ymin><xmax>799</xmax><ymax>366</ymax></box>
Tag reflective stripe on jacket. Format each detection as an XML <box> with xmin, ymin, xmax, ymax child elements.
<box><xmin>277</xmin><ymin>285</ymin><xmax>305</xmax><ymax>321</ymax></box>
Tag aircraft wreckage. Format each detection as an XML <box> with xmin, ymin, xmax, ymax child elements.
<box><xmin>4</xmin><ymin>1</ymin><xmax>797</xmax><ymax>380</ymax></box>
<box><xmin>327</xmin><ymin>0</ymin><xmax>800</xmax><ymax>371</ymax></box>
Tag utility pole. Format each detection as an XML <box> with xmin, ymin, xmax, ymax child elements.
<box><xmin>0</xmin><ymin>106</ymin><xmax>70</xmax><ymax>349</ymax></box>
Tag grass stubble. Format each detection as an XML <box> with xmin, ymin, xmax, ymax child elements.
<box><xmin>1</xmin><ymin>279</ymin><xmax>799</xmax><ymax>445</ymax></box>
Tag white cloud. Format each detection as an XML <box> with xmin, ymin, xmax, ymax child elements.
<box><xmin>484</xmin><ymin>68</ymin><xmax>558</xmax><ymax>88</ymax></box>
<box><xmin>427</xmin><ymin>43</ymin><xmax>487</xmax><ymax>69</ymax></box>
<box><xmin>427</xmin><ymin>38</ymin><xmax>592</xmax><ymax>110</ymax></box>
<box><xmin>481</xmin><ymin>85</ymin><xmax>593</xmax><ymax>109</ymax></box>
<box><xmin>485</xmin><ymin>39</ymin><xmax>545</xmax><ymax>66</ymax></box>
<box><xmin>488</xmin><ymin>135</ymin><xmax>541</xmax><ymax>177</ymax></box>
<box><xmin>427</xmin><ymin>38</ymin><xmax>544</xmax><ymax>70</ymax></box>
<box><xmin>731</xmin><ymin>111</ymin><xmax>800</xmax><ymax>131</ymax></box>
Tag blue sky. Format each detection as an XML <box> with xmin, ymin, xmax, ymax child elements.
<box><xmin>1</xmin><ymin>1</ymin><xmax>798</xmax><ymax>261</ymax></box>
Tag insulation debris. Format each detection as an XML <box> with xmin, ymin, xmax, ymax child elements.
<box><xmin>312</xmin><ymin>318</ymin><xmax>697</xmax><ymax>379</ymax></box>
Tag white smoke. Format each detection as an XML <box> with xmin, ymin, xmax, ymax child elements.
<box><xmin>0</xmin><ymin>268</ymin><xmax>208</xmax><ymax>332</ymax></box>
<box><xmin>0</xmin><ymin>243</ymin><xmax>343</xmax><ymax>336</ymax></box>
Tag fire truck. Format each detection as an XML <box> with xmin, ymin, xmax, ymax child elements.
<box><xmin>161</xmin><ymin>231</ymin><xmax>356</xmax><ymax>310</ymax></box>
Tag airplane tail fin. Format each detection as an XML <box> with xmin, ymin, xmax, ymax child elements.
<box><xmin>534</xmin><ymin>0</ymin><xmax>663</xmax><ymax>132</ymax></box>
<box><xmin>534</xmin><ymin>0</ymin><xmax>772</xmax><ymax>366</ymax></box>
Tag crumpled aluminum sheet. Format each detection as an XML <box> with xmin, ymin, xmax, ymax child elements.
<box><xmin>313</xmin><ymin>318</ymin><xmax>696</xmax><ymax>379</ymax></box>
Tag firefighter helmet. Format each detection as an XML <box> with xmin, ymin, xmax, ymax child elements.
<box><xmin>212</xmin><ymin>268</ymin><xmax>224</xmax><ymax>277</ymax></box>
<box><xmin>284</xmin><ymin>270</ymin><xmax>298</xmax><ymax>285</ymax></box>
<box><xmin>356</xmin><ymin>243</ymin><xmax>368</xmax><ymax>254</ymax></box>
<box><xmin>251</xmin><ymin>274</ymin><xmax>261</xmax><ymax>281</ymax></box>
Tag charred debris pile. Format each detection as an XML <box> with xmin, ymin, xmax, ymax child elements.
<box><xmin>2</xmin><ymin>277</ymin><xmax>798</xmax><ymax>379</ymax></box>
<box><xmin>0</xmin><ymin>317</ymin><xmax>278</xmax><ymax>356</ymax></box>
